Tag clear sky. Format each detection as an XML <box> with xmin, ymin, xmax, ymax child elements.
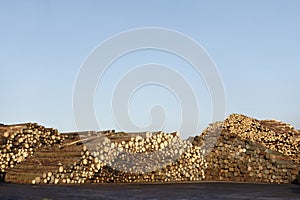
<box><xmin>0</xmin><ymin>1</ymin><xmax>299</xmax><ymax>137</ymax></box>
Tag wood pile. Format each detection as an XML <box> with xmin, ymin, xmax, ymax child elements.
<box><xmin>223</xmin><ymin>114</ymin><xmax>300</xmax><ymax>163</ymax></box>
<box><xmin>193</xmin><ymin>114</ymin><xmax>300</xmax><ymax>184</ymax></box>
<box><xmin>5</xmin><ymin>134</ymin><xmax>83</xmax><ymax>184</ymax></box>
<box><xmin>32</xmin><ymin>131</ymin><xmax>207</xmax><ymax>184</ymax></box>
<box><xmin>0</xmin><ymin>123</ymin><xmax>66</xmax><ymax>172</ymax></box>
<box><xmin>1</xmin><ymin>113</ymin><xmax>300</xmax><ymax>185</ymax></box>
<box><xmin>203</xmin><ymin>130</ymin><xmax>299</xmax><ymax>183</ymax></box>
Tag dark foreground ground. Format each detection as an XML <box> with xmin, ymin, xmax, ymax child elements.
<box><xmin>0</xmin><ymin>182</ymin><xmax>300</xmax><ymax>200</ymax></box>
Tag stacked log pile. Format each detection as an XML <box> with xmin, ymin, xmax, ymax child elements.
<box><xmin>32</xmin><ymin>131</ymin><xmax>207</xmax><ymax>184</ymax></box>
<box><xmin>5</xmin><ymin>134</ymin><xmax>83</xmax><ymax>184</ymax></box>
<box><xmin>202</xmin><ymin>131</ymin><xmax>299</xmax><ymax>183</ymax></box>
<box><xmin>223</xmin><ymin>114</ymin><xmax>300</xmax><ymax>163</ymax></box>
<box><xmin>1</xmin><ymin>113</ymin><xmax>300</xmax><ymax>184</ymax></box>
<box><xmin>193</xmin><ymin>114</ymin><xmax>300</xmax><ymax>183</ymax></box>
<box><xmin>0</xmin><ymin>123</ymin><xmax>66</xmax><ymax>172</ymax></box>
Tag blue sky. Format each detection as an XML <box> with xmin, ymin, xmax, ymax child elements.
<box><xmin>0</xmin><ymin>1</ymin><xmax>299</xmax><ymax>136</ymax></box>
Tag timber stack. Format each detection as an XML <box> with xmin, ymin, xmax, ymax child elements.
<box><xmin>193</xmin><ymin>114</ymin><xmax>300</xmax><ymax>183</ymax></box>
<box><xmin>0</xmin><ymin>123</ymin><xmax>66</xmax><ymax>172</ymax></box>
<box><xmin>32</xmin><ymin>131</ymin><xmax>207</xmax><ymax>184</ymax></box>
<box><xmin>0</xmin><ymin>113</ymin><xmax>300</xmax><ymax>184</ymax></box>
